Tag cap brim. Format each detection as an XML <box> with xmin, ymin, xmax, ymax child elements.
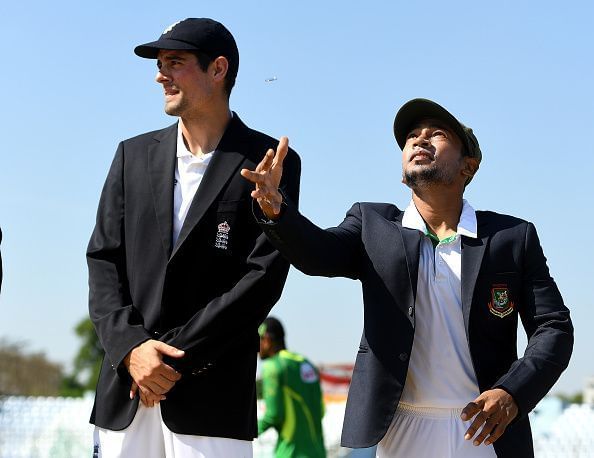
<box><xmin>393</xmin><ymin>98</ymin><xmax>468</xmax><ymax>152</ymax></box>
<box><xmin>134</xmin><ymin>38</ymin><xmax>201</xmax><ymax>58</ymax></box>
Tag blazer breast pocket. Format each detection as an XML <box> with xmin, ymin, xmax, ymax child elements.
<box><xmin>212</xmin><ymin>199</ymin><xmax>245</xmax><ymax>256</ymax></box>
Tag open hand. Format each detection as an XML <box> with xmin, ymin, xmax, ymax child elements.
<box><xmin>240</xmin><ymin>136</ymin><xmax>289</xmax><ymax>220</ymax></box>
<box><xmin>461</xmin><ymin>388</ymin><xmax>518</xmax><ymax>446</ymax></box>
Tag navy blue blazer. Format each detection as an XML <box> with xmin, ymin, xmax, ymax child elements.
<box><xmin>259</xmin><ymin>201</ymin><xmax>573</xmax><ymax>457</ymax></box>
<box><xmin>87</xmin><ymin>114</ymin><xmax>300</xmax><ymax>439</ymax></box>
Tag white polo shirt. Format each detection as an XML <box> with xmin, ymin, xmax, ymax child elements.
<box><xmin>172</xmin><ymin>122</ymin><xmax>214</xmax><ymax>246</ymax></box>
<box><xmin>399</xmin><ymin>199</ymin><xmax>481</xmax><ymax>408</ymax></box>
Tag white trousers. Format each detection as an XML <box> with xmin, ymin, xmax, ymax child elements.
<box><xmin>93</xmin><ymin>404</ymin><xmax>253</xmax><ymax>458</ymax></box>
<box><xmin>377</xmin><ymin>404</ymin><xmax>497</xmax><ymax>458</ymax></box>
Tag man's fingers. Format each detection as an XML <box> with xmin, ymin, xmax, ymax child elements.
<box><xmin>485</xmin><ymin>420</ymin><xmax>508</xmax><ymax>445</ymax></box>
<box><xmin>140</xmin><ymin>388</ymin><xmax>161</xmax><ymax>408</ymax></box>
<box><xmin>460</xmin><ymin>401</ymin><xmax>481</xmax><ymax>421</ymax></box>
<box><xmin>155</xmin><ymin>371</ymin><xmax>179</xmax><ymax>390</ymax></box>
<box><xmin>251</xmin><ymin>187</ymin><xmax>281</xmax><ymax>202</ymax></box>
<box><xmin>154</xmin><ymin>341</ymin><xmax>185</xmax><ymax>358</ymax></box>
<box><xmin>137</xmin><ymin>375</ymin><xmax>171</xmax><ymax>396</ymax></box>
<box><xmin>272</xmin><ymin>137</ymin><xmax>289</xmax><ymax>169</ymax></box>
<box><xmin>159</xmin><ymin>362</ymin><xmax>182</xmax><ymax>382</ymax></box>
<box><xmin>471</xmin><ymin>414</ymin><xmax>500</xmax><ymax>446</ymax></box>
<box><xmin>255</xmin><ymin>149</ymin><xmax>275</xmax><ymax>173</ymax></box>
<box><xmin>139</xmin><ymin>383</ymin><xmax>166</xmax><ymax>400</ymax></box>
<box><xmin>240</xmin><ymin>169</ymin><xmax>265</xmax><ymax>184</ymax></box>
<box><xmin>139</xmin><ymin>389</ymin><xmax>153</xmax><ymax>407</ymax></box>
<box><xmin>462</xmin><ymin>388</ymin><xmax>518</xmax><ymax>445</ymax></box>
<box><xmin>463</xmin><ymin>409</ymin><xmax>489</xmax><ymax>441</ymax></box>
<box><xmin>130</xmin><ymin>381</ymin><xmax>138</xmax><ymax>400</ymax></box>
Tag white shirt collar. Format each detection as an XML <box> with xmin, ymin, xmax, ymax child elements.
<box><xmin>176</xmin><ymin>113</ymin><xmax>234</xmax><ymax>159</ymax></box>
<box><xmin>402</xmin><ymin>199</ymin><xmax>478</xmax><ymax>239</ymax></box>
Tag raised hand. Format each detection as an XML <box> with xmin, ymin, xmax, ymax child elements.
<box><xmin>124</xmin><ymin>339</ymin><xmax>185</xmax><ymax>406</ymax></box>
<box><xmin>240</xmin><ymin>136</ymin><xmax>289</xmax><ymax>220</ymax></box>
<box><xmin>460</xmin><ymin>388</ymin><xmax>518</xmax><ymax>446</ymax></box>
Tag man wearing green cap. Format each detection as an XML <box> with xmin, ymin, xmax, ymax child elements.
<box><xmin>241</xmin><ymin>98</ymin><xmax>573</xmax><ymax>457</ymax></box>
<box><xmin>257</xmin><ymin>317</ymin><xmax>326</xmax><ymax>458</ymax></box>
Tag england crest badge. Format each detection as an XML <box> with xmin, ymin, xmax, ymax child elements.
<box><xmin>488</xmin><ymin>284</ymin><xmax>515</xmax><ymax>318</ymax></box>
<box><xmin>215</xmin><ymin>221</ymin><xmax>230</xmax><ymax>250</ymax></box>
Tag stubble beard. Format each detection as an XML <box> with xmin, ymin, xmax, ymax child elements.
<box><xmin>402</xmin><ymin>163</ymin><xmax>456</xmax><ymax>189</ymax></box>
<box><xmin>164</xmin><ymin>96</ymin><xmax>188</xmax><ymax>117</ymax></box>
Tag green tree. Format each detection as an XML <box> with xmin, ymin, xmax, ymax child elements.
<box><xmin>556</xmin><ymin>392</ymin><xmax>583</xmax><ymax>404</ymax></box>
<box><xmin>59</xmin><ymin>317</ymin><xmax>104</xmax><ymax>396</ymax></box>
<box><xmin>0</xmin><ymin>339</ymin><xmax>64</xmax><ymax>395</ymax></box>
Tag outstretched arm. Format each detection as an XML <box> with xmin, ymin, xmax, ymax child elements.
<box><xmin>241</xmin><ymin>137</ymin><xmax>363</xmax><ymax>279</ymax></box>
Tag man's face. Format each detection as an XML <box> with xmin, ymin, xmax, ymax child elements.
<box><xmin>401</xmin><ymin>119</ymin><xmax>467</xmax><ymax>189</ymax></box>
<box><xmin>259</xmin><ymin>334</ymin><xmax>273</xmax><ymax>359</ymax></box>
<box><xmin>155</xmin><ymin>50</ymin><xmax>213</xmax><ymax>117</ymax></box>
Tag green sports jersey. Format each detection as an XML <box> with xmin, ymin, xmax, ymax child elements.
<box><xmin>258</xmin><ymin>350</ymin><xmax>326</xmax><ymax>458</ymax></box>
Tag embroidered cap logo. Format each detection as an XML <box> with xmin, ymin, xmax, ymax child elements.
<box><xmin>162</xmin><ymin>20</ymin><xmax>182</xmax><ymax>35</ymax></box>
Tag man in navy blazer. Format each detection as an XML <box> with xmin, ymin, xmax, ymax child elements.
<box><xmin>87</xmin><ymin>18</ymin><xmax>300</xmax><ymax>457</ymax></box>
<box><xmin>241</xmin><ymin>98</ymin><xmax>572</xmax><ymax>457</ymax></box>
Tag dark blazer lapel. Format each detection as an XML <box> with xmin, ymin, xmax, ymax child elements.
<box><xmin>400</xmin><ymin>225</ymin><xmax>421</xmax><ymax>307</ymax></box>
<box><xmin>148</xmin><ymin>124</ymin><xmax>177</xmax><ymax>257</ymax></box>
<box><xmin>461</xmin><ymin>218</ymin><xmax>489</xmax><ymax>339</ymax></box>
<box><xmin>370</xmin><ymin>214</ymin><xmax>420</xmax><ymax>317</ymax></box>
<box><xmin>170</xmin><ymin>115</ymin><xmax>246</xmax><ymax>259</ymax></box>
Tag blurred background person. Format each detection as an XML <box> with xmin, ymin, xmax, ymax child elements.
<box><xmin>259</xmin><ymin>317</ymin><xmax>326</xmax><ymax>458</ymax></box>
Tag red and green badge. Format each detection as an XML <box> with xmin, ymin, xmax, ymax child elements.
<box><xmin>488</xmin><ymin>284</ymin><xmax>515</xmax><ymax>318</ymax></box>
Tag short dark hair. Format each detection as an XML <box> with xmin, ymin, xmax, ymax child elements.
<box><xmin>190</xmin><ymin>50</ymin><xmax>236</xmax><ymax>97</ymax></box>
<box><xmin>260</xmin><ymin>317</ymin><xmax>286</xmax><ymax>346</ymax></box>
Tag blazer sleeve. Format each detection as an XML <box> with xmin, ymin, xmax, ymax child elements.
<box><xmin>494</xmin><ymin>222</ymin><xmax>573</xmax><ymax>419</ymax></box>
<box><xmin>86</xmin><ymin>143</ymin><xmax>151</xmax><ymax>373</ymax></box>
<box><xmin>256</xmin><ymin>200</ymin><xmax>364</xmax><ymax>280</ymax></box>
<box><xmin>158</xmin><ymin>152</ymin><xmax>302</xmax><ymax>367</ymax></box>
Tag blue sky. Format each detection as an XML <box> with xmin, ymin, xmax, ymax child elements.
<box><xmin>0</xmin><ymin>1</ymin><xmax>592</xmax><ymax>394</ymax></box>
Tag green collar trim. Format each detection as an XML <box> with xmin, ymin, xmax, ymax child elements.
<box><xmin>425</xmin><ymin>230</ymin><xmax>458</xmax><ymax>248</ymax></box>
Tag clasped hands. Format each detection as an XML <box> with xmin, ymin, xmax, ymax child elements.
<box><xmin>124</xmin><ymin>339</ymin><xmax>185</xmax><ymax>407</ymax></box>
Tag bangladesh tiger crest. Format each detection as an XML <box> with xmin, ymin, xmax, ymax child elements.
<box><xmin>488</xmin><ymin>284</ymin><xmax>514</xmax><ymax>318</ymax></box>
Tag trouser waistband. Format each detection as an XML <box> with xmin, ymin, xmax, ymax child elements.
<box><xmin>396</xmin><ymin>402</ymin><xmax>464</xmax><ymax>419</ymax></box>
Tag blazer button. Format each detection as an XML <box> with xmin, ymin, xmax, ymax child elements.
<box><xmin>399</xmin><ymin>352</ymin><xmax>408</xmax><ymax>362</ymax></box>
<box><xmin>408</xmin><ymin>306</ymin><xmax>414</xmax><ymax>317</ymax></box>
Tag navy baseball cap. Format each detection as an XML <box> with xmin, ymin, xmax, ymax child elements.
<box><xmin>134</xmin><ymin>18</ymin><xmax>239</xmax><ymax>78</ymax></box>
<box><xmin>393</xmin><ymin>98</ymin><xmax>482</xmax><ymax>163</ymax></box>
